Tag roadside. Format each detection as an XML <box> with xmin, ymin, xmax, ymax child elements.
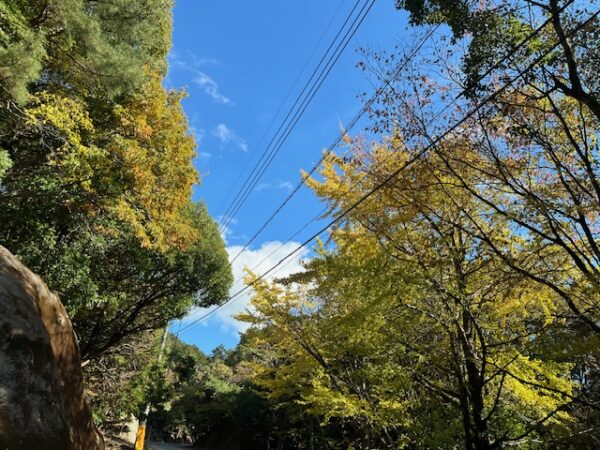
<box><xmin>148</xmin><ymin>442</ymin><xmax>192</xmax><ymax>450</ymax></box>
<box><xmin>104</xmin><ymin>435</ymin><xmax>133</xmax><ymax>450</ymax></box>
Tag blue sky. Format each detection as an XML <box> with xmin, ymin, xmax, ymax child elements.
<box><xmin>167</xmin><ymin>0</ymin><xmax>411</xmax><ymax>354</ymax></box>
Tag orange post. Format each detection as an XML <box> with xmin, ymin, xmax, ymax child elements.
<box><xmin>134</xmin><ymin>328</ymin><xmax>168</xmax><ymax>450</ymax></box>
<box><xmin>134</xmin><ymin>418</ymin><xmax>147</xmax><ymax>450</ymax></box>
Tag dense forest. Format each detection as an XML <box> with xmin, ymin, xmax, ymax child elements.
<box><xmin>0</xmin><ymin>0</ymin><xmax>232</xmax><ymax>438</ymax></box>
<box><xmin>1</xmin><ymin>0</ymin><xmax>600</xmax><ymax>449</ymax></box>
<box><xmin>151</xmin><ymin>0</ymin><xmax>600</xmax><ymax>448</ymax></box>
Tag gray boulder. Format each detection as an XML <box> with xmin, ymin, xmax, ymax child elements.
<box><xmin>0</xmin><ymin>246</ymin><xmax>104</xmax><ymax>450</ymax></box>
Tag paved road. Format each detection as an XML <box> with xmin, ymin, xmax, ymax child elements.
<box><xmin>148</xmin><ymin>442</ymin><xmax>191</xmax><ymax>450</ymax></box>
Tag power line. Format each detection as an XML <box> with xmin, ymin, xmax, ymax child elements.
<box><xmin>179</xmin><ymin>2</ymin><xmax>593</xmax><ymax>336</ymax></box>
<box><xmin>215</xmin><ymin>0</ymin><xmax>347</xmax><ymax>220</ymax></box>
<box><xmin>227</xmin><ymin>0</ymin><xmax>573</xmax><ymax>266</ymax></box>
<box><xmin>219</xmin><ymin>0</ymin><xmax>370</xmax><ymax>232</ymax></box>
<box><xmin>219</xmin><ymin>0</ymin><xmax>375</xmax><ymax>233</ymax></box>
<box><xmin>175</xmin><ymin>205</ymin><xmax>329</xmax><ymax>337</ymax></box>
<box><xmin>202</xmin><ymin>27</ymin><xmax>443</xmax><ymax>325</ymax></box>
<box><xmin>228</xmin><ymin>25</ymin><xmax>439</xmax><ymax>266</ymax></box>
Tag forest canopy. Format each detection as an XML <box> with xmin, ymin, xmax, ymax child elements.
<box><xmin>2</xmin><ymin>0</ymin><xmax>599</xmax><ymax>449</ymax></box>
<box><xmin>146</xmin><ymin>0</ymin><xmax>600</xmax><ymax>448</ymax></box>
<box><xmin>0</xmin><ymin>0</ymin><xmax>232</xmax><ymax>432</ymax></box>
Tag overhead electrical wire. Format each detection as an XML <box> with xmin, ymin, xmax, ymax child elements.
<box><xmin>228</xmin><ymin>24</ymin><xmax>440</xmax><ymax>266</ymax></box>
<box><xmin>178</xmin><ymin>2</ymin><xmax>592</xmax><ymax>336</ymax></box>
<box><xmin>219</xmin><ymin>0</ymin><xmax>376</xmax><ymax>233</ymax></box>
<box><xmin>177</xmin><ymin>205</ymin><xmax>328</xmax><ymax>333</ymax></box>
<box><xmin>214</xmin><ymin>0</ymin><xmax>347</xmax><ymax>220</ymax></box>
<box><xmin>219</xmin><ymin>0</ymin><xmax>371</xmax><ymax>232</ymax></box>
<box><xmin>226</xmin><ymin>0</ymin><xmax>576</xmax><ymax>267</ymax></box>
<box><xmin>190</xmin><ymin>27</ymin><xmax>445</xmax><ymax>334</ymax></box>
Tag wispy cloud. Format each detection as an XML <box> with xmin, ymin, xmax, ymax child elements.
<box><xmin>180</xmin><ymin>241</ymin><xmax>309</xmax><ymax>334</ymax></box>
<box><xmin>217</xmin><ymin>216</ymin><xmax>237</xmax><ymax>242</ymax></box>
<box><xmin>170</xmin><ymin>50</ymin><xmax>220</xmax><ymax>69</ymax></box>
<box><xmin>187</xmin><ymin>113</ymin><xmax>209</xmax><ymax>160</ymax></box>
<box><xmin>278</xmin><ymin>180</ymin><xmax>294</xmax><ymax>191</ymax></box>
<box><xmin>256</xmin><ymin>182</ymin><xmax>272</xmax><ymax>192</ymax></box>
<box><xmin>169</xmin><ymin>50</ymin><xmax>233</xmax><ymax>105</ymax></box>
<box><xmin>194</xmin><ymin>73</ymin><xmax>233</xmax><ymax>105</ymax></box>
<box><xmin>213</xmin><ymin>123</ymin><xmax>248</xmax><ymax>153</ymax></box>
<box><xmin>256</xmin><ymin>180</ymin><xmax>294</xmax><ymax>192</ymax></box>
<box><xmin>188</xmin><ymin>115</ymin><xmax>206</xmax><ymax>144</ymax></box>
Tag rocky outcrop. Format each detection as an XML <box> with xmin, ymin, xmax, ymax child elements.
<box><xmin>0</xmin><ymin>246</ymin><xmax>104</xmax><ymax>450</ymax></box>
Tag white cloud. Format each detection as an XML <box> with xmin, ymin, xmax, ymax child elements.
<box><xmin>212</xmin><ymin>123</ymin><xmax>248</xmax><ymax>153</ymax></box>
<box><xmin>169</xmin><ymin>51</ymin><xmax>233</xmax><ymax>105</ymax></box>
<box><xmin>256</xmin><ymin>182</ymin><xmax>272</xmax><ymax>192</ymax></box>
<box><xmin>188</xmin><ymin>114</ymin><xmax>209</xmax><ymax>159</ymax></box>
<box><xmin>213</xmin><ymin>123</ymin><xmax>232</xmax><ymax>141</ymax></box>
<box><xmin>278</xmin><ymin>180</ymin><xmax>294</xmax><ymax>191</ymax></box>
<box><xmin>255</xmin><ymin>180</ymin><xmax>294</xmax><ymax>192</ymax></box>
<box><xmin>189</xmin><ymin>125</ymin><xmax>205</xmax><ymax>144</ymax></box>
<box><xmin>181</xmin><ymin>241</ymin><xmax>309</xmax><ymax>335</ymax></box>
<box><xmin>194</xmin><ymin>72</ymin><xmax>233</xmax><ymax>105</ymax></box>
<box><xmin>169</xmin><ymin>51</ymin><xmax>220</xmax><ymax>70</ymax></box>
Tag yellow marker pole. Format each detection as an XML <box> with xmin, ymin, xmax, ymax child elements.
<box><xmin>134</xmin><ymin>327</ymin><xmax>169</xmax><ymax>450</ymax></box>
<box><xmin>134</xmin><ymin>413</ymin><xmax>148</xmax><ymax>450</ymax></box>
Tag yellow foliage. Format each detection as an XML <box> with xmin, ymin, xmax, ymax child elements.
<box><xmin>110</xmin><ymin>72</ymin><xmax>199</xmax><ymax>251</ymax></box>
<box><xmin>25</xmin><ymin>71</ymin><xmax>200</xmax><ymax>252</ymax></box>
<box><xmin>240</xmin><ymin>129</ymin><xmax>578</xmax><ymax>444</ymax></box>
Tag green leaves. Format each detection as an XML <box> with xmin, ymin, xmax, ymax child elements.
<box><xmin>0</xmin><ymin>0</ymin><xmax>174</xmax><ymax>104</ymax></box>
<box><xmin>0</xmin><ymin>0</ymin><xmax>232</xmax><ymax>374</ymax></box>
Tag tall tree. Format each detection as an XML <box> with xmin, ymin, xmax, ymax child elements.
<box><xmin>0</xmin><ymin>0</ymin><xmax>171</xmax><ymax>103</ymax></box>
<box><xmin>0</xmin><ymin>0</ymin><xmax>232</xmax><ymax>361</ymax></box>
<box><xmin>366</xmin><ymin>0</ymin><xmax>600</xmax><ymax>334</ymax></box>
